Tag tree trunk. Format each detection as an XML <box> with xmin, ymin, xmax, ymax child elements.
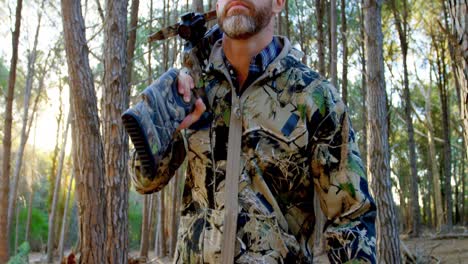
<box><xmin>1</xmin><ymin>0</ymin><xmax>23</xmax><ymax>260</ymax></box>
<box><xmin>61</xmin><ymin>0</ymin><xmax>107</xmax><ymax>262</ymax></box>
<box><xmin>313</xmin><ymin>0</ymin><xmax>327</xmax><ymax>253</ymax></box>
<box><xmin>433</xmin><ymin>16</ymin><xmax>453</xmax><ymax>230</ymax></box>
<box><xmin>330</xmin><ymin>0</ymin><xmax>337</xmax><ymax>87</ymax></box>
<box><xmin>7</xmin><ymin>3</ymin><xmax>43</xmax><ymax>237</ymax></box>
<box><xmin>315</xmin><ymin>0</ymin><xmax>326</xmax><ymax>76</ymax></box>
<box><xmin>14</xmin><ymin>196</ymin><xmax>21</xmax><ymax>254</ymax></box>
<box><xmin>155</xmin><ymin>189</ymin><xmax>166</xmax><ymax>257</ymax></box>
<box><xmin>340</xmin><ymin>0</ymin><xmax>348</xmax><ymax>105</ymax></box>
<box><xmin>58</xmin><ymin>173</ymin><xmax>74</xmax><ymax>262</ymax></box>
<box><xmin>149</xmin><ymin>194</ymin><xmax>158</xmax><ymax>252</ymax></box>
<box><xmin>389</xmin><ymin>0</ymin><xmax>421</xmax><ymax>237</ymax></box>
<box><xmin>47</xmin><ymin>114</ymin><xmax>70</xmax><ymax>263</ymax></box>
<box><xmin>25</xmin><ymin>110</ymin><xmax>39</xmax><ymax>244</ymax></box>
<box><xmin>359</xmin><ymin>0</ymin><xmax>367</xmax><ymax>168</ymax></box>
<box><xmin>103</xmin><ymin>0</ymin><xmax>129</xmax><ymax>263</ymax></box>
<box><xmin>422</xmin><ymin>70</ymin><xmax>444</xmax><ymax>231</ymax></box>
<box><xmin>48</xmin><ymin>90</ymin><xmax>64</xmax><ymax>212</ymax></box>
<box><xmin>284</xmin><ymin>0</ymin><xmax>290</xmax><ymax>40</ymax></box>
<box><xmin>192</xmin><ymin>0</ymin><xmax>203</xmax><ymax>12</ymax></box>
<box><xmin>447</xmin><ymin>1</ymin><xmax>468</xmax><ymax>160</ymax></box>
<box><xmin>25</xmin><ymin>185</ymin><xmax>35</xmax><ymax>243</ymax></box>
<box><xmin>170</xmin><ymin>169</ymin><xmax>183</xmax><ymax>255</ymax></box>
<box><xmin>364</xmin><ymin>0</ymin><xmax>402</xmax><ymax>262</ymax></box>
<box><xmin>127</xmin><ymin>0</ymin><xmax>140</xmax><ymax>90</ymax></box>
<box><xmin>140</xmin><ymin>196</ymin><xmax>151</xmax><ymax>258</ymax></box>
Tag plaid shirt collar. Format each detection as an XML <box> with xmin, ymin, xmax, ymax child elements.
<box><xmin>222</xmin><ymin>36</ymin><xmax>282</xmax><ymax>93</ymax></box>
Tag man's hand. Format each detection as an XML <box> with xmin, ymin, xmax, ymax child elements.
<box><xmin>177</xmin><ymin>70</ymin><xmax>206</xmax><ymax>131</ymax></box>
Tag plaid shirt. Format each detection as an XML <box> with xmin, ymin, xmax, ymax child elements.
<box><xmin>222</xmin><ymin>36</ymin><xmax>282</xmax><ymax>93</ymax></box>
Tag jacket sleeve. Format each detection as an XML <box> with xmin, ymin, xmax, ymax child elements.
<box><xmin>128</xmin><ymin>68</ymin><xmax>190</xmax><ymax>194</ymax></box>
<box><xmin>306</xmin><ymin>80</ymin><xmax>377</xmax><ymax>263</ymax></box>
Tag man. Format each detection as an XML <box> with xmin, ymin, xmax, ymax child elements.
<box><xmin>129</xmin><ymin>0</ymin><xmax>376</xmax><ymax>262</ymax></box>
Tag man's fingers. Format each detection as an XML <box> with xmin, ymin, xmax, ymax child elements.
<box><xmin>177</xmin><ymin>71</ymin><xmax>195</xmax><ymax>103</ymax></box>
<box><xmin>177</xmin><ymin>98</ymin><xmax>206</xmax><ymax>131</ymax></box>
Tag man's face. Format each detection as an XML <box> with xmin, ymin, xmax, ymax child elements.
<box><xmin>217</xmin><ymin>0</ymin><xmax>273</xmax><ymax>39</ymax></box>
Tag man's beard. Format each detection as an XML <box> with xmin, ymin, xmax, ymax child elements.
<box><xmin>218</xmin><ymin>1</ymin><xmax>272</xmax><ymax>39</ymax></box>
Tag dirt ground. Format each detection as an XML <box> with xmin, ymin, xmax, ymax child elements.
<box><xmin>29</xmin><ymin>236</ymin><xmax>468</xmax><ymax>263</ymax></box>
<box><xmin>403</xmin><ymin>236</ymin><xmax>468</xmax><ymax>263</ymax></box>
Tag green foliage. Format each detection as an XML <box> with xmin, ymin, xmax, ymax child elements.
<box><xmin>10</xmin><ymin>206</ymin><xmax>49</xmax><ymax>252</ymax></box>
<box><xmin>7</xmin><ymin>242</ymin><xmax>30</xmax><ymax>264</ymax></box>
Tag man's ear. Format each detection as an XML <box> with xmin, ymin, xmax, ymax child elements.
<box><xmin>272</xmin><ymin>0</ymin><xmax>286</xmax><ymax>14</ymax></box>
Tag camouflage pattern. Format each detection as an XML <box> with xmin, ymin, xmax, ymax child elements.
<box><xmin>126</xmin><ymin>68</ymin><xmax>191</xmax><ymax>193</ymax></box>
<box><xmin>130</xmin><ymin>36</ymin><xmax>376</xmax><ymax>263</ymax></box>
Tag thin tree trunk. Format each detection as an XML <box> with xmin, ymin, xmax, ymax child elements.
<box><xmin>330</xmin><ymin>0</ymin><xmax>337</xmax><ymax>87</ymax></box>
<box><xmin>1</xmin><ymin>0</ymin><xmax>23</xmax><ymax>260</ymax></box>
<box><xmin>127</xmin><ymin>0</ymin><xmax>140</xmax><ymax>93</ymax></box>
<box><xmin>192</xmin><ymin>0</ymin><xmax>203</xmax><ymax>12</ymax></box>
<box><xmin>294</xmin><ymin>0</ymin><xmax>307</xmax><ymax>64</ymax></box>
<box><xmin>149</xmin><ymin>194</ymin><xmax>157</xmax><ymax>251</ymax></box>
<box><xmin>364</xmin><ymin>0</ymin><xmax>402</xmax><ymax>262</ymax></box>
<box><xmin>340</xmin><ymin>0</ymin><xmax>348</xmax><ymax>105</ymax></box>
<box><xmin>316</xmin><ymin>0</ymin><xmax>326</xmax><ymax>76</ymax></box>
<box><xmin>359</xmin><ymin>0</ymin><xmax>367</xmax><ymax>168</ymax></box>
<box><xmin>170</xmin><ymin>169</ymin><xmax>183</xmax><ymax>254</ymax></box>
<box><xmin>423</xmin><ymin>68</ymin><xmax>444</xmax><ymax>231</ymax></box>
<box><xmin>167</xmin><ymin>179</ymin><xmax>175</xmax><ymax>256</ymax></box>
<box><xmin>61</xmin><ymin>0</ymin><xmax>107</xmax><ymax>262</ymax></box>
<box><xmin>447</xmin><ymin>1</ymin><xmax>468</xmax><ymax>160</ymax></box>
<box><xmin>313</xmin><ymin>0</ymin><xmax>326</xmax><ymax>253</ymax></box>
<box><xmin>14</xmin><ymin>196</ymin><xmax>21</xmax><ymax>254</ymax></box>
<box><xmin>140</xmin><ymin>196</ymin><xmax>151</xmax><ymax>258</ymax></box>
<box><xmin>7</xmin><ymin>3</ymin><xmax>44</xmax><ymax>237</ymax></box>
<box><xmin>25</xmin><ymin>101</ymin><xmax>39</xmax><ymax>244</ymax></box>
<box><xmin>47</xmin><ymin>114</ymin><xmax>70</xmax><ymax>263</ymax></box>
<box><xmin>25</xmin><ymin>185</ymin><xmax>35</xmax><ymax>243</ymax></box>
<box><xmin>433</xmin><ymin>19</ymin><xmax>453</xmax><ymax>231</ymax></box>
<box><xmin>149</xmin><ymin>0</ymin><xmax>154</xmax><ymax>79</ymax></box>
<box><xmin>155</xmin><ymin>189</ymin><xmax>166</xmax><ymax>257</ymax></box>
<box><xmin>58</xmin><ymin>173</ymin><xmax>74</xmax><ymax>262</ymax></box>
<box><xmin>48</xmin><ymin>90</ymin><xmax>64</xmax><ymax>212</ymax></box>
<box><xmin>103</xmin><ymin>0</ymin><xmax>129</xmax><ymax>263</ymax></box>
<box><xmin>284</xmin><ymin>0</ymin><xmax>290</xmax><ymax>40</ymax></box>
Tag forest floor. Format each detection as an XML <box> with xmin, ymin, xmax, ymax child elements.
<box><xmin>28</xmin><ymin>233</ymin><xmax>468</xmax><ymax>263</ymax></box>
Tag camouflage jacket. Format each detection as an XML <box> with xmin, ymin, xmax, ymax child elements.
<box><xmin>131</xmin><ymin>36</ymin><xmax>376</xmax><ymax>263</ymax></box>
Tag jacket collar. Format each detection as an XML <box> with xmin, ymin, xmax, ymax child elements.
<box><xmin>207</xmin><ymin>36</ymin><xmax>304</xmax><ymax>87</ymax></box>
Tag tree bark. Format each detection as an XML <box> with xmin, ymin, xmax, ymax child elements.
<box><xmin>58</xmin><ymin>173</ymin><xmax>74</xmax><ymax>262</ymax></box>
<box><xmin>315</xmin><ymin>0</ymin><xmax>326</xmax><ymax>76</ymax></box>
<box><xmin>140</xmin><ymin>196</ymin><xmax>151</xmax><ymax>258</ymax></box>
<box><xmin>359</xmin><ymin>0</ymin><xmax>367</xmax><ymax>168</ymax></box>
<box><xmin>155</xmin><ymin>189</ymin><xmax>166</xmax><ymax>257</ymax></box>
<box><xmin>61</xmin><ymin>0</ymin><xmax>107</xmax><ymax>262</ymax></box>
<box><xmin>47</xmin><ymin>114</ymin><xmax>70</xmax><ymax>263</ymax></box>
<box><xmin>364</xmin><ymin>0</ymin><xmax>402</xmax><ymax>262</ymax></box>
<box><xmin>1</xmin><ymin>0</ymin><xmax>23</xmax><ymax>260</ymax></box>
<box><xmin>127</xmin><ymin>0</ymin><xmax>140</xmax><ymax>90</ymax></box>
<box><xmin>103</xmin><ymin>0</ymin><xmax>130</xmax><ymax>263</ymax></box>
<box><xmin>340</xmin><ymin>0</ymin><xmax>348</xmax><ymax>105</ymax></box>
<box><xmin>330</xmin><ymin>0</ymin><xmax>337</xmax><ymax>87</ymax></box>
<box><xmin>447</xmin><ymin>1</ymin><xmax>468</xmax><ymax>160</ymax></box>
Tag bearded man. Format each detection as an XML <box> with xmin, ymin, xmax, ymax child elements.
<box><xmin>129</xmin><ymin>0</ymin><xmax>377</xmax><ymax>263</ymax></box>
